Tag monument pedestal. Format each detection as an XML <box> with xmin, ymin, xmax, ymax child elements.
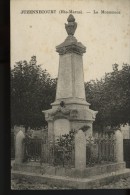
<box><xmin>44</xmin><ymin>101</ymin><xmax>97</xmax><ymax>139</ymax></box>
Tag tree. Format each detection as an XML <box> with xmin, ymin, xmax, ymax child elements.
<box><xmin>85</xmin><ymin>63</ymin><xmax>130</xmax><ymax>131</ymax></box>
<box><xmin>11</xmin><ymin>56</ymin><xmax>57</xmax><ymax>130</ymax></box>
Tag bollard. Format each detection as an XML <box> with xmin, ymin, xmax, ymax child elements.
<box><xmin>15</xmin><ymin>130</ymin><xmax>25</xmax><ymax>164</ymax></box>
<box><xmin>115</xmin><ymin>130</ymin><xmax>123</xmax><ymax>162</ymax></box>
<box><xmin>75</xmin><ymin>130</ymin><xmax>86</xmax><ymax>169</ymax></box>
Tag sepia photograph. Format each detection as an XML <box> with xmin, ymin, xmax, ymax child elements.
<box><xmin>11</xmin><ymin>0</ymin><xmax>130</xmax><ymax>190</ymax></box>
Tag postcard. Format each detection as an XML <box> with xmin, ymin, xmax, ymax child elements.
<box><xmin>11</xmin><ymin>0</ymin><xmax>130</xmax><ymax>190</ymax></box>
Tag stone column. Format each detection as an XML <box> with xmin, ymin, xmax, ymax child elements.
<box><xmin>15</xmin><ymin>130</ymin><xmax>25</xmax><ymax>164</ymax></box>
<box><xmin>75</xmin><ymin>130</ymin><xmax>86</xmax><ymax>169</ymax></box>
<box><xmin>115</xmin><ymin>130</ymin><xmax>124</xmax><ymax>162</ymax></box>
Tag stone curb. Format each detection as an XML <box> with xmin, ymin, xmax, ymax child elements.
<box><xmin>11</xmin><ymin>169</ymin><xmax>130</xmax><ymax>189</ymax></box>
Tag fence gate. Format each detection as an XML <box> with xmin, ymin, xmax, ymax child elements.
<box><xmin>123</xmin><ymin>139</ymin><xmax>130</xmax><ymax>168</ymax></box>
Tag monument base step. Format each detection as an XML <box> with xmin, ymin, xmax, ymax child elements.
<box><xmin>11</xmin><ymin>168</ymin><xmax>130</xmax><ymax>189</ymax></box>
<box><xmin>12</xmin><ymin>161</ymin><xmax>126</xmax><ymax>178</ymax></box>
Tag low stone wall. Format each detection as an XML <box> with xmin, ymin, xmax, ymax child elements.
<box><xmin>13</xmin><ymin>162</ymin><xmax>126</xmax><ymax>178</ymax></box>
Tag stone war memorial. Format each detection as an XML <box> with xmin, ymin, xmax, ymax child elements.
<box><xmin>43</xmin><ymin>14</ymin><xmax>98</xmax><ymax>140</ymax></box>
<box><xmin>12</xmin><ymin>15</ymin><xmax>130</xmax><ymax>189</ymax></box>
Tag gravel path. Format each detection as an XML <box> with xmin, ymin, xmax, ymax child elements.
<box><xmin>96</xmin><ymin>177</ymin><xmax>130</xmax><ymax>189</ymax></box>
<box><xmin>11</xmin><ymin>176</ymin><xmax>130</xmax><ymax>189</ymax></box>
<box><xmin>11</xmin><ymin>178</ymin><xmax>72</xmax><ymax>189</ymax></box>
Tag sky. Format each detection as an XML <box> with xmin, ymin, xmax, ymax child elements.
<box><xmin>11</xmin><ymin>0</ymin><xmax>130</xmax><ymax>82</ymax></box>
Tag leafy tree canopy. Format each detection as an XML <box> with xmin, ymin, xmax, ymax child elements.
<box><xmin>11</xmin><ymin>56</ymin><xmax>57</xmax><ymax>130</ymax></box>
<box><xmin>85</xmin><ymin>63</ymin><xmax>130</xmax><ymax>131</ymax></box>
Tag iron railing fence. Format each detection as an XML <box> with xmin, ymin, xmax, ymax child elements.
<box><xmin>86</xmin><ymin>133</ymin><xmax>116</xmax><ymax>167</ymax></box>
<box><xmin>23</xmin><ymin>137</ymin><xmax>42</xmax><ymax>162</ymax></box>
<box><xmin>23</xmin><ymin>135</ymin><xmax>75</xmax><ymax>167</ymax></box>
<box><xmin>23</xmin><ymin>132</ymin><xmax>116</xmax><ymax>168</ymax></box>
